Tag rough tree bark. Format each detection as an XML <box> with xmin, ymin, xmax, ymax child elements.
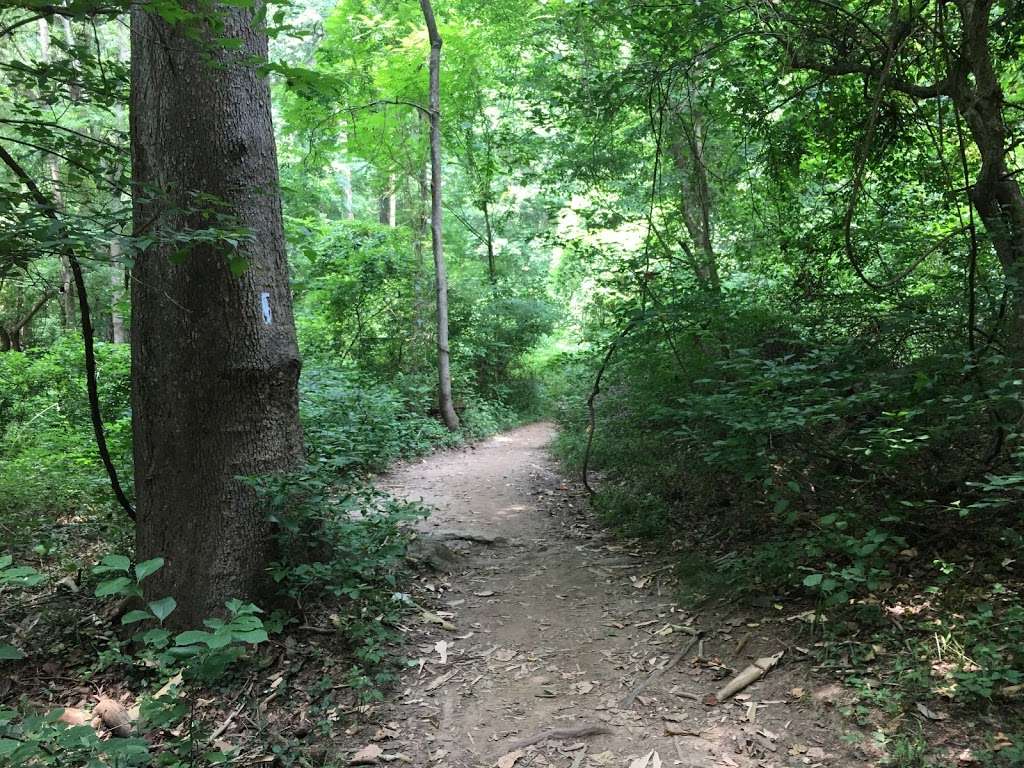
<box><xmin>420</xmin><ymin>0</ymin><xmax>459</xmax><ymax>431</ymax></box>
<box><xmin>131</xmin><ymin>1</ymin><xmax>304</xmax><ymax>628</ymax></box>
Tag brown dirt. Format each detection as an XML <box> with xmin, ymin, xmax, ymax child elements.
<box><xmin>361</xmin><ymin>422</ymin><xmax>873</xmax><ymax>768</ymax></box>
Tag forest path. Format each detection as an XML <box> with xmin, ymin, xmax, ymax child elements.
<box><xmin>364</xmin><ymin>422</ymin><xmax>861</xmax><ymax>768</ymax></box>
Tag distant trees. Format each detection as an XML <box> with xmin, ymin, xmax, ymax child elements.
<box><xmin>130</xmin><ymin>3</ymin><xmax>304</xmax><ymax>627</ymax></box>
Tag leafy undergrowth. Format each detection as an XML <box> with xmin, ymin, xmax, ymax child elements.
<box><xmin>0</xmin><ymin>343</ymin><xmax>528</xmax><ymax>766</ymax></box>
<box><xmin>572</xmin><ymin>487</ymin><xmax>1024</xmax><ymax>767</ymax></box>
<box><xmin>0</xmin><ymin>531</ymin><xmax>424</xmax><ymax>767</ymax></box>
<box><xmin>549</xmin><ymin>299</ymin><xmax>1024</xmax><ymax>767</ymax></box>
<box><xmin>0</xmin><ymin>461</ymin><xmax>441</xmax><ymax>767</ymax></box>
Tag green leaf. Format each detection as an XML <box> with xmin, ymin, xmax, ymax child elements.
<box><xmin>802</xmin><ymin>573</ymin><xmax>824</xmax><ymax>587</ymax></box>
<box><xmin>121</xmin><ymin>610</ymin><xmax>154</xmax><ymax>625</ymax></box>
<box><xmin>148</xmin><ymin>596</ymin><xmax>177</xmax><ymax>623</ymax></box>
<box><xmin>0</xmin><ymin>554</ymin><xmax>12</xmax><ymax>569</ymax></box>
<box><xmin>231</xmin><ymin>629</ymin><xmax>268</xmax><ymax>645</ymax></box>
<box><xmin>140</xmin><ymin>628</ymin><xmax>171</xmax><ymax>647</ymax></box>
<box><xmin>174</xmin><ymin>630</ymin><xmax>213</xmax><ymax>646</ymax></box>
<box><xmin>95</xmin><ymin>576</ymin><xmax>135</xmax><ymax>597</ymax></box>
<box><xmin>0</xmin><ymin>566</ymin><xmax>44</xmax><ymax>587</ymax></box>
<box><xmin>135</xmin><ymin>557</ymin><xmax>165</xmax><ymax>582</ymax></box>
<box><xmin>205</xmin><ymin>629</ymin><xmax>234</xmax><ymax>650</ymax></box>
<box><xmin>228</xmin><ymin>255</ymin><xmax>250</xmax><ymax>277</ymax></box>
<box><xmin>93</xmin><ymin>554</ymin><xmax>131</xmax><ymax>574</ymax></box>
<box><xmin>0</xmin><ymin>739</ymin><xmax>21</xmax><ymax>757</ymax></box>
<box><xmin>0</xmin><ymin>644</ymin><xmax>25</xmax><ymax>660</ymax></box>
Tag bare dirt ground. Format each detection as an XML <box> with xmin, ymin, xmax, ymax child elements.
<box><xmin>357</xmin><ymin>422</ymin><xmax>870</xmax><ymax>768</ymax></box>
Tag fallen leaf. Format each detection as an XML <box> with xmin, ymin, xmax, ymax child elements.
<box><xmin>372</xmin><ymin>726</ymin><xmax>400</xmax><ymax>741</ymax></box>
<box><xmin>571</xmin><ymin>681</ymin><xmax>594</xmax><ymax>695</ymax></box>
<box><xmin>434</xmin><ymin>640</ymin><xmax>449</xmax><ymax>664</ymax></box>
<box><xmin>495</xmin><ymin>750</ymin><xmax>523</xmax><ymax>768</ymax></box>
<box><xmin>664</xmin><ymin>721</ymin><xmax>699</xmax><ymax>736</ymax></box>
<box><xmin>351</xmin><ymin>744</ymin><xmax>383</xmax><ymax>765</ymax></box>
<box><xmin>494</xmin><ymin>648</ymin><xmax>517</xmax><ymax>663</ymax></box>
<box><xmin>424</xmin><ymin>670</ymin><xmax>457</xmax><ymax>692</ymax></box>
<box><xmin>588</xmin><ymin>752</ymin><xmax>616</xmax><ymax>766</ymax></box>
<box><xmin>475</xmin><ymin>590</ymin><xmax>496</xmax><ymax>597</ymax></box>
<box><xmin>421</xmin><ymin>611</ymin><xmax>455</xmax><ymax>631</ymax></box>
<box><xmin>628</xmin><ymin>751</ymin><xmax>661</xmax><ymax>768</ymax></box>
<box><xmin>58</xmin><ymin>708</ymin><xmax>91</xmax><ymax>727</ymax></box>
<box><xmin>154</xmin><ymin>672</ymin><xmax>184</xmax><ymax>699</ymax></box>
<box><xmin>630</xmin><ymin>576</ymin><xmax>651</xmax><ymax>589</ymax></box>
<box><xmin>915</xmin><ymin>702</ymin><xmax>949</xmax><ymax>721</ymax></box>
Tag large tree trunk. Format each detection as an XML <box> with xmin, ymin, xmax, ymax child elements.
<box><xmin>420</xmin><ymin>0</ymin><xmax>459</xmax><ymax>431</ymax></box>
<box><xmin>130</xmin><ymin>2</ymin><xmax>304</xmax><ymax>628</ymax></box>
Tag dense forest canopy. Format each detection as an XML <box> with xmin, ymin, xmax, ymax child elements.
<box><xmin>2</xmin><ymin>0</ymin><xmax>1024</xmax><ymax>765</ymax></box>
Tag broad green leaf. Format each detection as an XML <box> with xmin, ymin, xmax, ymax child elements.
<box><xmin>232</xmin><ymin>629</ymin><xmax>268</xmax><ymax>645</ymax></box>
<box><xmin>148</xmin><ymin>596</ymin><xmax>177</xmax><ymax>623</ymax></box>
<box><xmin>140</xmin><ymin>628</ymin><xmax>171</xmax><ymax>647</ymax></box>
<box><xmin>0</xmin><ymin>739</ymin><xmax>21</xmax><ymax>757</ymax></box>
<box><xmin>122</xmin><ymin>610</ymin><xmax>154</xmax><ymax>625</ymax></box>
<box><xmin>0</xmin><ymin>644</ymin><xmax>25</xmax><ymax>660</ymax></box>
<box><xmin>93</xmin><ymin>554</ymin><xmax>131</xmax><ymax>574</ymax></box>
<box><xmin>174</xmin><ymin>630</ymin><xmax>212</xmax><ymax>646</ymax></box>
<box><xmin>135</xmin><ymin>557</ymin><xmax>165</xmax><ymax>582</ymax></box>
<box><xmin>228</xmin><ymin>256</ymin><xmax>250</xmax><ymax>276</ymax></box>
<box><xmin>802</xmin><ymin>573</ymin><xmax>823</xmax><ymax>587</ymax></box>
<box><xmin>95</xmin><ymin>576</ymin><xmax>135</xmax><ymax>597</ymax></box>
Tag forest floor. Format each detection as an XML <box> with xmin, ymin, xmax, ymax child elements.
<box><xmin>352</xmin><ymin>422</ymin><xmax>871</xmax><ymax>768</ymax></box>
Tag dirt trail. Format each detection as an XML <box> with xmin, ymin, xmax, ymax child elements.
<box><xmin>364</xmin><ymin>422</ymin><xmax>865</xmax><ymax>768</ymax></box>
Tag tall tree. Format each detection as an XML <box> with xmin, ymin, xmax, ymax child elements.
<box><xmin>131</xmin><ymin>1</ymin><xmax>304</xmax><ymax>627</ymax></box>
<box><xmin>420</xmin><ymin>0</ymin><xmax>459</xmax><ymax>430</ymax></box>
